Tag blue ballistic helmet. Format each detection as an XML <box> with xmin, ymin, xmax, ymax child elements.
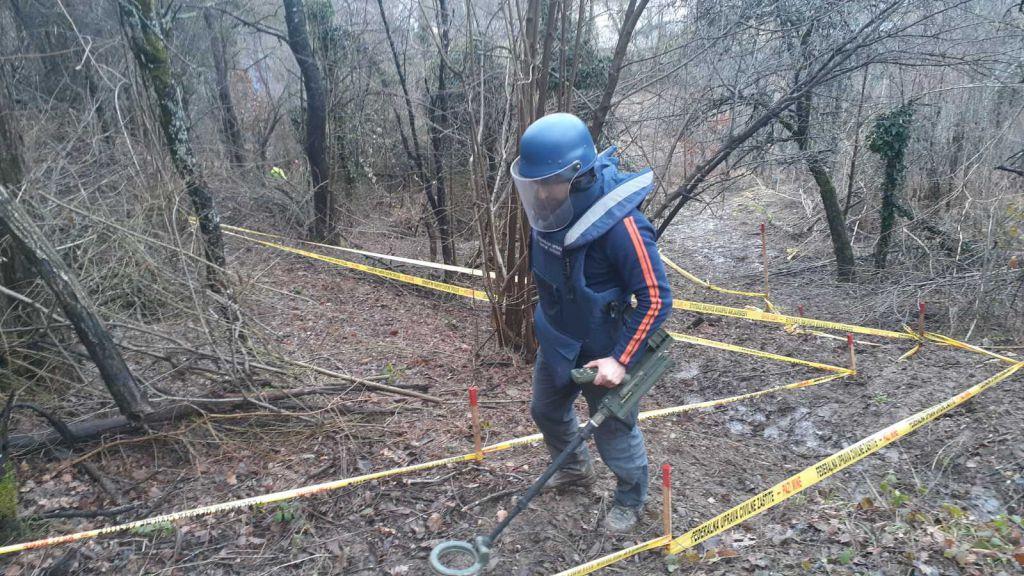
<box><xmin>510</xmin><ymin>113</ymin><xmax>598</xmax><ymax>231</ymax></box>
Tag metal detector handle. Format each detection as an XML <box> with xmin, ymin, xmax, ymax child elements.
<box><xmin>570</xmin><ymin>367</ymin><xmax>596</xmax><ymax>385</ymax></box>
<box><xmin>594</xmin><ymin>330</ymin><xmax>674</xmax><ymax>424</ymax></box>
<box><xmin>571</xmin><ymin>367</ymin><xmax>632</xmax><ymax>387</ymax></box>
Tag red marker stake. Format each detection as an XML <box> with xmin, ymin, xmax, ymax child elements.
<box><xmin>760</xmin><ymin>223</ymin><xmax>770</xmax><ymax>298</ymax></box>
<box><xmin>662</xmin><ymin>463</ymin><xmax>672</xmax><ymax>544</ymax></box>
<box><xmin>847</xmin><ymin>333</ymin><xmax>857</xmax><ymax>374</ymax></box>
<box><xmin>798</xmin><ymin>304</ymin><xmax>804</xmax><ymax>318</ymax></box>
<box><xmin>468</xmin><ymin>387</ymin><xmax>482</xmax><ymax>460</ymax></box>
<box><xmin>918</xmin><ymin>301</ymin><xmax>926</xmax><ymax>338</ymax></box>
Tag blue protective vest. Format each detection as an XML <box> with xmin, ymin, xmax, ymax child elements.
<box><xmin>531</xmin><ymin>158</ymin><xmax>655</xmax><ymax>379</ymax></box>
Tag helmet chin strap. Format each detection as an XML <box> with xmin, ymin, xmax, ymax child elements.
<box><xmin>570</xmin><ymin>169</ymin><xmax>596</xmax><ymax>193</ymax></box>
<box><xmin>570</xmin><ymin>147</ymin><xmax>616</xmax><ymax>194</ymax></box>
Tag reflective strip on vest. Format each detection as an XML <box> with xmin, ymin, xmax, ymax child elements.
<box><xmin>563</xmin><ymin>171</ymin><xmax>654</xmax><ymax>248</ymax></box>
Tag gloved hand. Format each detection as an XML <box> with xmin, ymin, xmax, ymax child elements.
<box><xmin>583</xmin><ymin>356</ymin><xmax>626</xmax><ymax>388</ymax></box>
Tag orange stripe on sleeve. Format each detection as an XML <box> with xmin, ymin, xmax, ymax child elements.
<box><xmin>621</xmin><ymin>218</ymin><xmax>659</xmax><ymax>363</ymax></box>
<box><xmin>619</xmin><ymin>216</ymin><xmax>662</xmax><ymax>365</ymax></box>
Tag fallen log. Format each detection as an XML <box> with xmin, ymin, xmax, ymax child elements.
<box><xmin>276</xmin><ymin>357</ymin><xmax>441</xmax><ymax>403</ymax></box>
<box><xmin>0</xmin><ymin>186</ymin><xmax>151</xmax><ymax>419</ymax></box>
<box><xmin>9</xmin><ymin>383</ymin><xmax>434</xmax><ymax>453</ymax></box>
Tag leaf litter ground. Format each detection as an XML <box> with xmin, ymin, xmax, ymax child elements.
<box><xmin>5</xmin><ymin>191</ymin><xmax>1023</xmax><ymax>576</ymax></box>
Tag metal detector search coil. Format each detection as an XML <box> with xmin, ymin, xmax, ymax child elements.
<box><xmin>430</xmin><ymin>536</ymin><xmax>491</xmax><ymax>575</ymax></box>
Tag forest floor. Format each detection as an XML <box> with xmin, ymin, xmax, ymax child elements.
<box><xmin>5</xmin><ymin>186</ymin><xmax>1024</xmax><ymax>576</ymax></box>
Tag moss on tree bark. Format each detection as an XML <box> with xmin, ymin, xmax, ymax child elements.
<box><xmin>0</xmin><ymin>460</ymin><xmax>17</xmax><ymax>542</ymax></box>
<box><xmin>119</xmin><ymin>0</ymin><xmax>230</xmax><ymax>294</ymax></box>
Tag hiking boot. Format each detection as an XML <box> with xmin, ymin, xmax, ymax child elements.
<box><xmin>541</xmin><ymin>460</ymin><xmax>596</xmax><ymax>492</ymax></box>
<box><xmin>603</xmin><ymin>504</ymin><xmax>642</xmax><ymax>533</ymax></box>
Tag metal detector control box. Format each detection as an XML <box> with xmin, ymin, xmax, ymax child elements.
<box><xmin>570</xmin><ymin>328</ymin><xmax>674</xmax><ymax>423</ymax></box>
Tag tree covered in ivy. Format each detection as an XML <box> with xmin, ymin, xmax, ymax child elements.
<box><xmin>868</xmin><ymin>103</ymin><xmax>914</xmax><ymax>270</ymax></box>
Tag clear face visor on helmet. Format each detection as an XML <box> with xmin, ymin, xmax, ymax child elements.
<box><xmin>510</xmin><ymin>159</ymin><xmax>581</xmax><ymax>232</ymax></box>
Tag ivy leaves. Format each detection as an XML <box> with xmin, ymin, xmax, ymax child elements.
<box><xmin>867</xmin><ymin>103</ymin><xmax>915</xmax><ymax>163</ymax></box>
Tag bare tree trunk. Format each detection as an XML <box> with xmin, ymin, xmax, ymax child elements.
<box><xmin>778</xmin><ymin>25</ymin><xmax>856</xmax><ymax>282</ymax></box>
<box><xmin>844</xmin><ymin>68</ymin><xmax>869</xmax><ymax>215</ymax></box>
<box><xmin>0</xmin><ymin>97</ymin><xmax>23</xmax><ymax>190</ymax></box>
<box><xmin>283</xmin><ymin>0</ymin><xmax>335</xmax><ymax>243</ymax></box>
<box><xmin>0</xmin><ymin>394</ymin><xmax>17</xmax><ymax>541</ymax></box>
<box><xmin>375</xmin><ymin>0</ymin><xmax>426</xmax><ymax>175</ymax></box>
<box><xmin>0</xmin><ymin>84</ymin><xmax>23</xmax><ymax>542</ymax></box>
<box><xmin>557</xmin><ymin>0</ymin><xmax>570</xmax><ymax>110</ymax></box>
<box><xmin>304</xmin><ymin>3</ymin><xmax>355</xmax><ymax>202</ymax></box>
<box><xmin>0</xmin><ymin>186</ymin><xmax>152</xmax><ymax>420</ymax></box>
<box><xmin>534</xmin><ymin>0</ymin><xmax>560</xmax><ymax>118</ymax></box>
<box><xmin>807</xmin><ymin>155</ymin><xmax>856</xmax><ymax>280</ymax></box>
<box><xmin>426</xmin><ymin>0</ymin><xmax>456</xmax><ymax>267</ymax></box>
<box><xmin>0</xmin><ymin>71</ymin><xmax>30</xmax><ymax>373</ymax></box>
<box><xmin>523</xmin><ymin>0</ymin><xmax>542</xmax><ymax>115</ymax></box>
<box><xmin>588</xmin><ymin>0</ymin><xmax>648</xmax><ymax>142</ymax></box>
<box><xmin>423</xmin><ymin>204</ymin><xmax>439</xmax><ymax>264</ymax></box>
<box><xmin>118</xmin><ymin>0</ymin><xmax>230</xmax><ymax>295</ymax></box>
<box><xmin>493</xmin><ymin>0</ymin><xmax>545</xmax><ymax>354</ymax></box>
<box><xmin>83</xmin><ymin>69</ymin><xmax>117</xmax><ymax>150</ymax></box>
<box><xmin>463</xmin><ymin>0</ymin><xmax>543</xmax><ymax>354</ymax></box>
<box><xmin>203</xmin><ymin>8</ymin><xmax>246</xmax><ymax>169</ymax></box>
<box><xmin>376</xmin><ymin>0</ymin><xmax>454</xmax><ymax>264</ymax></box>
<box><xmin>566</xmin><ymin>0</ymin><xmax>587</xmax><ymax>111</ymax></box>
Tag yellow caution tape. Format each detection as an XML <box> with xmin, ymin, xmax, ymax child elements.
<box><xmin>224</xmin><ymin>222</ymin><xmax>1016</xmax><ymax>369</ymax></box>
<box><xmin>897</xmin><ymin>343</ymin><xmax>923</xmax><ymax>362</ymax></box>
<box><xmin>218</xmin><ymin>222</ymin><xmax>488</xmax><ymax>277</ymax></box>
<box><xmin>234</xmin><ymin>227</ymin><xmax>906</xmax><ymax>344</ymax></box>
<box><xmin>228</xmin><ymin>224</ymin><xmax>991</xmax><ymax>355</ymax></box>
<box><xmin>227</xmin><ymin>228</ymin><xmax>888</xmax><ymax>370</ymax></box>
<box><xmin>787</xmin><ymin>326</ymin><xmax>884</xmax><ymax>347</ymax></box>
<box><xmin>669</xmin><ymin>332</ymin><xmax>853</xmax><ymax>374</ymax></box>
<box><xmin>0</xmin><ymin>451</ymin><xmax>480</xmax><ymax>555</ymax></box>
<box><xmin>661</xmin><ymin>248</ymin><xmax>794</xmax><ymax>317</ymax></box>
<box><xmin>551</xmin><ymin>535</ymin><xmax>672</xmax><ymax>576</ymax></box>
<box><xmin>638</xmin><ymin>373</ymin><xmax>847</xmax><ymax>420</ymax></box>
<box><xmin>661</xmin><ymin>255</ymin><xmax>767</xmax><ymax>299</ymax></box>
<box><xmin>892</xmin><ymin>327</ymin><xmax>1016</xmax><ymax>364</ymax></box>
<box><xmin>665</xmin><ymin>361</ymin><xmax>1023</xmax><ymax>555</ymax></box>
<box><xmin>554</xmin><ymin>362</ymin><xmax>1023</xmax><ymax>575</ymax></box>
<box><xmin>673</xmin><ymin>300</ymin><xmax>914</xmax><ymax>340</ymax></box>
<box><xmin>0</xmin><ymin>372</ymin><xmax>849</xmax><ymax>556</ymax></box>
<box><xmin>922</xmin><ymin>331</ymin><xmax>1018</xmax><ymax>364</ymax></box>
<box><xmin>481</xmin><ymin>432</ymin><xmax>544</xmax><ymax>454</ymax></box>
<box><xmin>223</xmin><ymin>230</ymin><xmax>492</xmax><ymax>302</ymax></box>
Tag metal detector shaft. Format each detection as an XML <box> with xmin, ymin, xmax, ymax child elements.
<box><xmin>485</xmin><ymin>412</ymin><xmax>606</xmax><ymax>545</ymax></box>
<box><xmin>430</xmin><ymin>413</ymin><xmax>608</xmax><ymax>575</ymax></box>
<box><xmin>487</xmin><ymin>329</ymin><xmax>673</xmax><ymax>546</ymax></box>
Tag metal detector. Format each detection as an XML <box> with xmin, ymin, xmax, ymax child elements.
<box><xmin>429</xmin><ymin>330</ymin><xmax>673</xmax><ymax>575</ymax></box>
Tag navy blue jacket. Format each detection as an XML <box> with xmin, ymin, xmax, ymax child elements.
<box><xmin>531</xmin><ymin>151</ymin><xmax>672</xmax><ymax>378</ymax></box>
<box><xmin>585</xmin><ymin>210</ymin><xmax>671</xmax><ymax>367</ymax></box>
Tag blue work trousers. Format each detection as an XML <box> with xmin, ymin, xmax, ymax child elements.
<box><xmin>530</xmin><ymin>351</ymin><xmax>649</xmax><ymax>509</ymax></box>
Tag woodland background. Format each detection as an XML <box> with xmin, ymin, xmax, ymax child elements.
<box><xmin>0</xmin><ymin>0</ymin><xmax>1023</xmax><ymax>573</ymax></box>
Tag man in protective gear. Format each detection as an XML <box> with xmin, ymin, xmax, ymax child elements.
<box><xmin>510</xmin><ymin>113</ymin><xmax>673</xmax><ymax>532</ymax></box>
